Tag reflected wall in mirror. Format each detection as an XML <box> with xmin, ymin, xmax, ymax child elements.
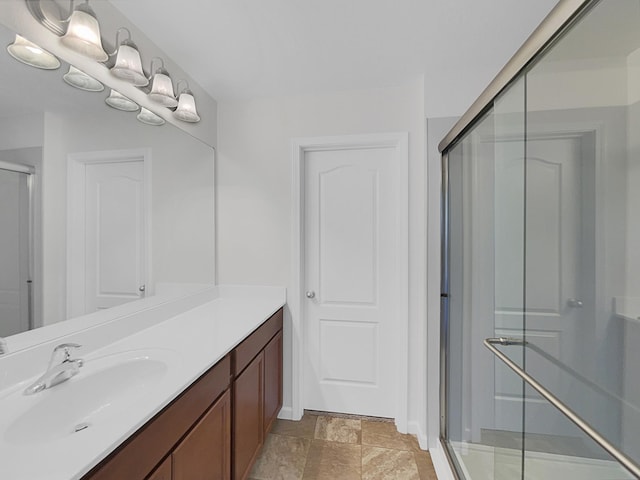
<box><xmin>0</xmin><ymin>21</ymin><xmax>215</xmax><ymax>339</ymax></box>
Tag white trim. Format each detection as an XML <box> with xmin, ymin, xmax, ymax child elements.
<box><xmin>430</xmin><ymin>441</ymin><xmax>456</xmax><ymax>480</ymax></box>
<box><xmin>407</xmin><ymin>419</ymin><xmax>429</xmax><ymax>450</ymax></box>
<box><xmin>66</xmin><ymin>148</ymin><xmax>152</xmax><ymax>318</ymax></box>
<box><xmin>0</xmin><ymin>160</ymin><xmax>35</xmax><ymax>175</ymax></box>
<box><xmin>290</xmin><ymin>132</ymin><xmax>409</xmax><ymax>429</ymax></box>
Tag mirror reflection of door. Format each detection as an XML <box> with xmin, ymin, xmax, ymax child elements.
<box><xmin>84</xmin><ymin>160</ymin><xmax>145</xmax><ymax>312</ymax></box>
<box><xmin>0</xmin><ymin>165</ymin><xmax>32</xmax><ymax>336</ymax></box>
<box><xmin>67</xmin><ymin>151</ymin><xmax>147</xmax><ymax>318</ymax></box>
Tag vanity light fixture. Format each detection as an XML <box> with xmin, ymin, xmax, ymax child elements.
<box><xmin>63</xmin><ymin>65</ymin><xmax>104</xmax><ymax>91</ymax></box>
<box><xmin>109</xmin><ymin>28</ymin><xmax>148</xmax><ymax>87</ymax></box>
<box><xmin>137</xmin><ymin>107</ymin><xmax>165</xmax><ymax>126</ymax></box>
<box><xmin>105</xmin><ymin>89</ymin><xmax>139</xmax><ymax>111</ymax></box>
<box><xmin>147</xmin><ymin>57</ymin><xmax>178</xmax><ymax>108</ymax></box>
<box><xmin>60</xmin><ymin>0</ymin><xmax>108</xmax><ymax>62</ymax></box>
<box><xmin>6</xmin><ymin>34</ymin><xmax>60</xmax><ymax>70</ymax></box>
<box><xmin>173</xmin><ymin>80</ymin><xmax>200</xmax><ymax>123</ymax></box>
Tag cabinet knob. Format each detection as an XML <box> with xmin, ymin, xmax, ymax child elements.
<box><xmin>305</xmin><ymin>291</ymin><xmax>315</xmax><ymax>299</ymax></box>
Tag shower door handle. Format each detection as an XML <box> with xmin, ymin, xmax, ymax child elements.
<box><xmin>567</xmin><ymin>298</ymin><xmax>583</xmax><ymax>308</ymax></box>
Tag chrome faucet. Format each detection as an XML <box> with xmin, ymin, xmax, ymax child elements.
<box><xmin>0</xmin><ymin>337</ymin><xmax>7</xmax><ymax>355</ymax></box>
<box><xmin>24</xmin><ymin>343</ymin><xmax>83</xmax><ymax>395</ymax></box>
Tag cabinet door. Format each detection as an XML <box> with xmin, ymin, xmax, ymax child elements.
<box><xmin>263</xmin><ymin>331</ymin><xmax>283</xmax><ymax>433</ymax></box>
<box><xmin>233</xmin><ymin>352</ymin><xmax>264</xmax><ymax>480</ymax></box>
<box><xmin>173</xmin><ymin>389</ymin><xmax>231</xmax><ymax>480</ymax></box>
<box><xmin>147</xmin><ymin>457</ymin><xmax>171</xmax><ymax>480</ymax></box>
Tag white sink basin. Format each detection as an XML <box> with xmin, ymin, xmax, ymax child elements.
<box><xmin>4</xmin><ymin>348</ymin><xmax>179</xmax><ymax>444</ymax></box>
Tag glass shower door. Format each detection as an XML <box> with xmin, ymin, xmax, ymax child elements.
<box><xmin>0</xmin><ymin>166</ymin><xmax>32</xmax><ymax>337</ymax></box>
<box><xmin>443</xmin><ymin>76</ymin><xmax>527</xmax><ymax>479</ymax></box>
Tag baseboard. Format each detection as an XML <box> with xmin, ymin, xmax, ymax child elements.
<box><xmin>277</xmin><ymin>405</ymin><xmax>295</xmax><ymax>420</ymax></box>
<box><xmin>430</xmin><ymin>442</ymin><xmax>456</xmax><ymax>480</ymax></box>
<box><xmin>407</xmin><ymin>420</ymin><xmax>429</xmax><ymax>450</ymax></box>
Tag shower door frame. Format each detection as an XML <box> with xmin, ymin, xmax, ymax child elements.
<box><xmin>0</xmin><ymin>160</ymin><xmax>35</xmax><ymax>333</ymax></box>
<box><xmin>437</xmin><ymin>0</ymin><xmax>602</xmax><ymax>478</ymax></box>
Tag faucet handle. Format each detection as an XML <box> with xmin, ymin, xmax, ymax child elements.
<box><xmin>49</xmin><ymin>343</ymin><xmax>82</xmax><ymax>366</ymax></box>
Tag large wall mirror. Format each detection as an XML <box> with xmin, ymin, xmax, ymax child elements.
<box><xmin>0</xmin><ymin>6</ymin><xmax>215</xmax><ymax>348</ymax></box>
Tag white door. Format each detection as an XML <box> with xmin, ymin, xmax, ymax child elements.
<box><xmin>303</xmin><ymin>146</ymin><xmax>399</xmax><ymax>417</ymax></box>
<box><xmin>84</xmin><ymin>161</ymin><xmax>145</xmax><ymax>312</ymax></box>
<box><xmin>494</xmin><ymin>134</ymin><xmax>592</xmax><ymax>436</ymax></box>
<box><xmin>0</xmin><ymin>168</ymin><xmax>30</xmax><ymax>336</ymax></box>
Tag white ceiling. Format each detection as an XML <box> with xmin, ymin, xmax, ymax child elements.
<box><xmin>110</xmin><ymin>0</ymin><xmax>560</xmax><ymax>105</ymax></box>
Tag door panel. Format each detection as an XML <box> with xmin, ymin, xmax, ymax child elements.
<box><xmin>304</xmin><ymin>146</ymin><xmax>397</xmax><ymax>417</ymax></box>
<box><xmin>494</xmin><ymin>135</ymin><xmax>589</xmax><ymax>435</ymax></box>
<box><xmin>263</xmin><ymin>331</ymin><xmax>283</xmax><ymax>433</ymax></box>
<box><xmin>85</xmin><ymin>161</ymin><xmax>145</xmax><ymax>312</ymax></box>
<box><xmin>173</xmin><ymin>389</ymin><xmax>231</xmax><ymax>480</ymax></box>
<box><xmin>233</xmin><ymin>352</ymin><xmax>264</xmax><ymax>480</ymax></box>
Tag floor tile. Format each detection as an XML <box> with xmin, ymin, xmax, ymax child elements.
<box><xmin>249</xmin><ymin>433</ymin><xmax>311</xmax><ymax>480</ymax></box>
<box><xmin>361</xmin><ymin>420</ymin><xmax>414</xmax><ymax>451</ymax></box>
<box><xmin>303</xmin><ymin>440</ymin><xmax>361</xmax><ymax>480</ymax></box>
<box><xmin>361</xmin><ymin>445</ymin><xmax>420</xmax><ymax>480</ymax></box>
<box><xmin>415</xmin><ymin>451</ymin><xmax>438</xmax><ymax>480</ymax></box>
<box><xmin>314</xmin><ymin>416</ymin><xmax>361</xmax><ymax>444</ymax></box>
<box><xmin>271</xmin><ymin>414</ymin><xmax>318</xmax><ymax>439</ymax></box>
<box><xmin>251</xmin><ymin>414</ymin><xmax>438</xmax><ymax>480</ymax></box>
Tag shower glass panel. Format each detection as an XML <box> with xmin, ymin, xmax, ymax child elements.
<box><xmin>444</xmin><ymin>77</ymin><xmax>527</xmax><ymax>479</ymax></box>
<box><xmin>523</xmin><ymin>0</ymin><xmax>640</xmax><ymax>476</ymax></box>
<box><xmin>441</xmin><ymin>0</ymin><xmax>640</xmax><ymax>478</ymax></box>
<box><xmin>0</xmin><ymin>167</ymin><xmax>32</xmax><ymax>337</ymax></box>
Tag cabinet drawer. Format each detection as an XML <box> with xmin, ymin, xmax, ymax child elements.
<box><xmin>84</xmin><ymin>355</ymin><xmax>231</xmax><ymax>480</ymax></box>
<box><xmin>233</xmin><ymin>308</ymin><xmax>283</xmax><ymax>377</ymax></box>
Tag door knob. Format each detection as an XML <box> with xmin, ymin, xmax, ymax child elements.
<box><xmin>567</xmin><ymin>298</ymin><xmax>583</xmax><ymax>308</ymax></box>
<box><xmin>139</xmin><ymin>285</ymin><xmax>146</xmax><ymax>293</ymax></box>
<box><xmin>306</xmin><ymin>291</ymin><xmax>315</xmax><ymax>299</ymax></box>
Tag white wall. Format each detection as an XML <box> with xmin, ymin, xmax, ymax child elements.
<box><xmin>42</xmin><ymin>109</ymin><xmax>215</xmax><ymax>325</ymax></box>
<box><xmin>0</xmin><ymin>2</ymin><xmax>217</xmax><ymax>148</ymax></box>
<box><xmin>0</xmin><ymin>114</ymin><xmax>43</xmax><ymax>150</ymax></box>
<box><xmin>217</xmin><ymin>77</ymin><xmax>428</xmax><ymax>439</ymax></box>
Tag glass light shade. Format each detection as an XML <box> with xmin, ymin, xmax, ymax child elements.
<box><xmin>105</xmin><ymin>89</ymin><xmax>139</xmax><ymax>112</ymax></box>
<box><xmin>110</xmin><ymin>41</ymin><xmax>148</xmax><ymax>87</ymax></box>
<box><xmin>148</xmin><ymin>69</ymin><xmax>177</xmax><ymax>107</ymax></box>
<box><xmin>173</xmin><ymin>90</ymin><xmax>200</xmax><ymax>122</ymax></box>
<box><xmin>63</xmin><ymin>65</ymin><xmax>104</xmax><ymax>91</ymax></box>
<box><xmin>7</xmin><ymin>35</ymin><xmax>60</xmax><ymax>69</ymax></box>
<box><xmin>60</xmin><ymin>3</ymin><xmax>108</xmax><ymax>62</ymax></box>
<box><xmin>137</xmin><ymin>107</ymin><xmax>165</xmax><ymax>126</ymax></box>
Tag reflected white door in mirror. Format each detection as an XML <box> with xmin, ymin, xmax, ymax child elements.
<box><xmin>0</xmin><ymin>164</ymin><xmax>33</xmax><ymax>337</ymax></box>
<box><xmin>67</xmin><ymin>149</ymin><xmax>150</xmax><ymax>319</ymax></box>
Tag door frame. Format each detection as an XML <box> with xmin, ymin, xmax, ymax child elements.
<box><xmin>66</xmin><ymin>148</ymin><xmax>152</xmax><ymax>319</ymax></box>
<box><xmin>290</xmin><ymin>132</ymin><xmax>409</xmax><ymax>430</ymax></box>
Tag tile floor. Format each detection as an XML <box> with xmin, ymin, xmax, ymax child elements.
<box><xmin>249</xmin><ymin>412</ymin><xmax>438</xmax><ymax>480</ymax></box>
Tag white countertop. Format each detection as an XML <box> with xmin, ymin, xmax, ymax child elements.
<box><xmin>0</xmin><ymin>285</ymin><xmax>285</xmax><ymax>480</ymax></box>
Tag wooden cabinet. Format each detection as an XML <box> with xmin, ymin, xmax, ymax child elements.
<box><xmin>263</xmin><ymin>330</ymin><xmax>283</xmax><ymax>433</ymax></box>
<box><xmin>173</xmin><ymin>389</ymin><xmax>231</xmax><ymax>480</ymax></box>
<box><xmin>83</xmin><ymin>307</ymin><xmax>283</xmax><ymax>480</ymax></box>
<box><xmin>232</xmin><ymin>309</ymin><xmax>283</xmax><ymax>480</ymax></box>
<box><xmin>84</xmin><ymin>356</ymin><xmax>231</xmax><ymax>480</ymax></box>
<box><xmin>147</xmin><ymin>457</ymin><xmax>171</xmax><ymax>480</ymax></box>
<box><xmin>233</xmin><ymin>352</ymin><xmax>264</xmax><ymax>480</ymax></box>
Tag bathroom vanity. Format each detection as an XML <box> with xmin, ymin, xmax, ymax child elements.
<box><xmin>0</xmin><ymin>286</ymin><xmax>285</xmax><ymax>480</ymax></box>
<box><xmin>84</xmin><ymin>308</ymin><xmax>283</xmax><ymax>480</ymax></box>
